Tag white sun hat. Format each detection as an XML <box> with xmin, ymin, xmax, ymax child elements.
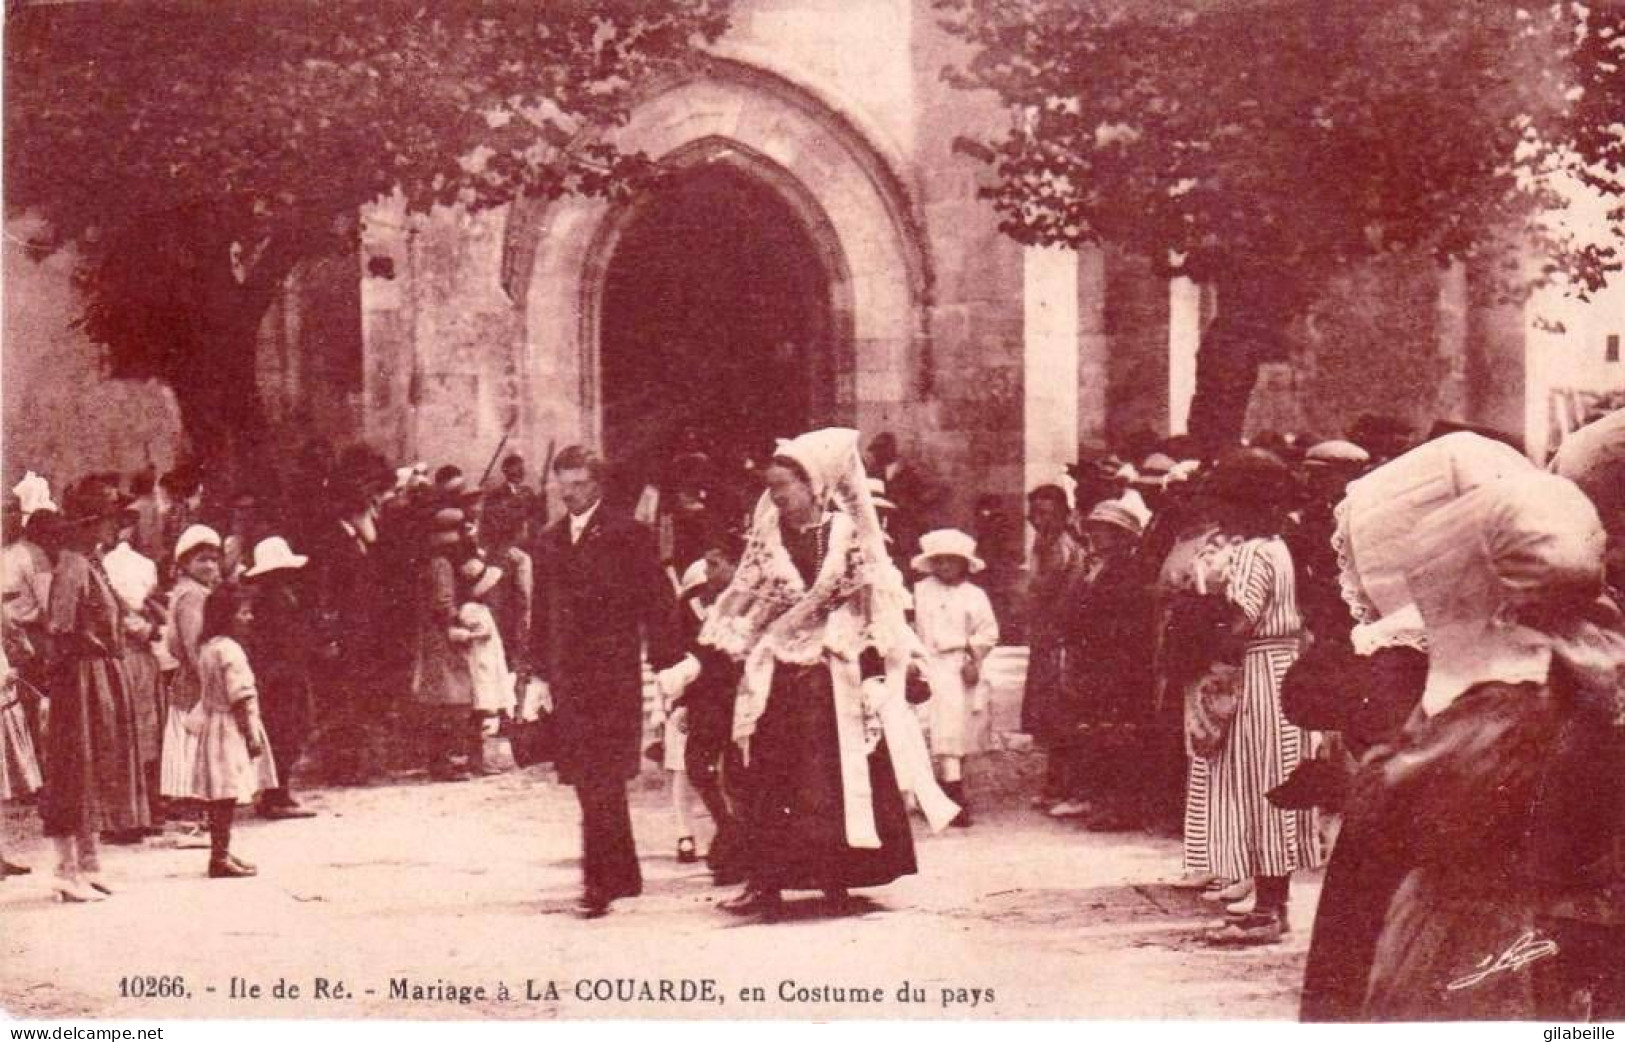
<box><xmin>244</xmin><ymin>536</ymin><xmax>309</xmax><ymax>578</ymax></box>
<box><xmin>173</xmin><ymin>524</ymin><xmax>223</xmax><ymax>562</ymax></box>
<box><xmin>911</xmin><ymin>528</ymin><xmax>985</xmax><ymax>574</ymax></box>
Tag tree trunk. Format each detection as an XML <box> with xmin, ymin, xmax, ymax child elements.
<box><xmin>167</xmin><ymin>312</ymin><xmax>267</xmax><ymax>487</ymax></box>
<box><xmin>164</xmin><ymin>233</ymin><xmax>302</xmax><ymax>484</ymax></box>
<box><xmin>1186</xmin><ymin>270</ymin><xmax>1299</xmax><ymax>455</ymax></box>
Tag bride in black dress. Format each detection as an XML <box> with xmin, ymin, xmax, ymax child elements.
<box><xmin>690</xmin><ymin>427</ymin><xmax>952</xmax><ymax>918</ymax></box>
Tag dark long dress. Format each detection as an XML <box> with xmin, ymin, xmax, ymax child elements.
<box><xmin>740</xmin><ymin>520</ymin><xmax>917</xmax><ymax>892</ymax></box>
<box><xmin>1067</xmin><ymin>550</ymin><xmax>1153</xmax><ymax>809</ymax></box>
<box><xmin>40</xmin><ymin>550</ymin><xmax>150</xmax><ymax>837</ymax></box>
<box><xmin>1298</xmin><ymin>646</ymin><xmax>1429</xmax><ymax>1022</ymax></box>
<box><xmin>1019</xmin><ymin>531</ymin><xmax>1091</xmax><ymax>742</ymax></box>
<box><xmin>247</xmin><ymin>579</ymin><xmax>317</xmax><ymax>797</ymax></box>
<box><xmin>1353</xmin><ymin>669</ymin><xmax>1616</xmax><ymax>1021</ymax></box>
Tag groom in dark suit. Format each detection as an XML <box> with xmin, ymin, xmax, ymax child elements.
<box><xmin>533</xmin><ymin>446</ymin><xmax>680</xmax><ymax>918</ymax></box>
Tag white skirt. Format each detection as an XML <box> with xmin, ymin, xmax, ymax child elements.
<box><xmin>916</xmin><ymin>650</ymin><xmax>988</xmax><ymax>758</ymax></box>
<box><xmin>162</xmin><ymin>705</ymin><xmax>277</xmax><ymax>804</ymax></box>
<box><xmin>0</xmin><ymin>696</ymin><xmax>41</xmax><ymax>800</ymax></box>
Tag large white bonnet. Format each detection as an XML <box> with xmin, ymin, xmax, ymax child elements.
<box><xmin>1335</xmin><ymin>432</ymin><xmax>1532</xmax><ymax>623</ymax></box>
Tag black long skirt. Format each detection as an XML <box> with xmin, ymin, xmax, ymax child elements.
<box><xmin>40</xmin><ymin>656</ymin><xmax>151</xmax><ymax>837</ymax></box>
<box><xmin>1299</xmin><ymin>815</ymin><xmax>1410</xmax><ymax>1021</ymax></box>
<box><xmin>741</xmin><ymin>663</ymin><xmax>916</xmax><ymax>892</ymax></box>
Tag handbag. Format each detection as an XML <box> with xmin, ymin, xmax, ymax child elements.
<box><xmin>1185</xmin><ymin>661</ymin><xmax>1243</xmax><ymax>759</ymax></box>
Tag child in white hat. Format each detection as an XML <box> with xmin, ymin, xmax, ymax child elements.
<box><xmin>454</xmin><ymin>551</ymin><xmax>515</xmax><ymax>774</ymax></box>
<box><xmin>910</xmin><ymin>529</ymin><xmax>1000</xmax><ymax>826</ymax></box>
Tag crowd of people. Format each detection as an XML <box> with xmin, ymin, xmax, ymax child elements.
<box><xmin>1000</xmin><ymin>410</ymin><xmax>1625</xmax><ymax>1020</ymax></box>
<box><xmin>1</xmin><ymin>408</ymin><xmax>1622</xmax><ymax>1021</ymax></box>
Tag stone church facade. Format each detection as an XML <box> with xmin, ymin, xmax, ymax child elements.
<box><xmin>8</xmin><ymin>0</ymin><xmax>1615</xmax><ymax>520</ymax></box>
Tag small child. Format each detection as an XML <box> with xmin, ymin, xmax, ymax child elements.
<box><xmin>453</xmin><ymin>552</ymin><xmax>515</xmax><ymax>772</ymax></box>
<box><xmin>656</xmin><ymin>530</ymin><xmax>747</xmax><ymax>882</ymax></box>
<box><xmin>647</xmin><ymin>558</ymin><xmax>712</xmax><ymax>866</ymax></box>
<box><xmin>911</xmin><ymin>529</ymin><xmax>1000</xmax><ymax>827</ymax></box>
<box><xmin>176</xmin><ymin>584</ymin><xmax>277</xmax><ymax>878</ymax></box>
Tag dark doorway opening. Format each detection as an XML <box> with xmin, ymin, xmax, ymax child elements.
<box><xmin>599</xmin><ymin>160</ymin><xmax>833</xmax><ymax>507</ymax></box>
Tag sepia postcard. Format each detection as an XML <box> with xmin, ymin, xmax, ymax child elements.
<box><xmin>2</xmin><ymin>0</ymin><xmax>1623</xmax><ymax>1030</ymax></box>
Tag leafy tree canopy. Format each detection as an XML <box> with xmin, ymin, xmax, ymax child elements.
<box><xmin>937</xmin><ymin>0</ymin><xmax>1625</xmax><ymax>447</ymax></box>
<box><xmin>4</xmin><ymin>0</ymin><xmax>730</xmax><ymax>459</ymax></box>
<box><xmin>939</xmin><ymin>0</ymin><xmax>1625</xmax><ymax>301</ymax></box>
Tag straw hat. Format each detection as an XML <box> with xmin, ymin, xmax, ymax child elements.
<box><xmin>1086</xmin><ymin>491</ymin><xmax>1153</xmax><ymax>538</ymax></box>
<box><xmin>244</xmin><ymin>536</ymin><xmax>309</xmax><ymax>578</ymax></box>
<box><xmin>174</xmin><ymin>524</ymin><xmax>223</xmax><ymax>562</ymax></box>
<box><xmin>911</xmin><ymin>528</ymin><xmax>985</xmax><ymax>574</ymax></box>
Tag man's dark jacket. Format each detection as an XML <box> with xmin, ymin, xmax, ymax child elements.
<box><xmin>533</xmin><ymin>507</ymin><xmax>681</xmax><ymax>785</ymax></box>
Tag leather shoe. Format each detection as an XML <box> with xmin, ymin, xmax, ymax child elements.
<box><xmin>576</xmin><ymin>890</ymin><xmax>612</xmax><ymax>919</ymax></box>
<box><xmin>1205</xmin><ymin>909</ymin><xmax>1287</xmax><ymax>946</ymax></box>
<box><xmin>1</xmin><ymin>859</ymin><xmax>32</xmax><ymax>877</ymax></box>
<box><xmin>260</xmin><ymin>804</ymin><xmax>317</xmax><ymax>820</ymax></box>
<box><xmin>209</xmin><ymin>857</ymin><xmax>257</xmax><ymax>879</ymax></box>
<box><xmin>718</xmin><ymin>887</ymin><xmax>781</xmax><ymax>917</ymax></box>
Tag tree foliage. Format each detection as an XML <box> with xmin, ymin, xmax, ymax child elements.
<box><xmin>5</xmin><ymin>0</ymin><xmax>731</xmax><ymax>462</ymax></box>
<box><xmin>938</xmin><ymin>0</ymin><xmax>1625</xmax><ymax>445</ymax></box>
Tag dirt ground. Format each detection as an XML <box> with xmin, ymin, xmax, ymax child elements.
<box><xmin>0</xmin><ymin>746</ymin><xmax>1322</xmax><ymax>1023</ymax></box>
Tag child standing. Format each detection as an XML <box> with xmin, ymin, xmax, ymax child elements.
<box><xmin>648</xmin><ymin>559</ymin><xmax>708</xmax><ymax>866</ymax></box>
<box><xmin>655</xmin><ymin>531</ymin><xmax>747</xmax><ymax>882</ymax></box>
<box><xmin>911</xmin><ymin>529</ymin><xmax>1000</xmax><ymax>827</ymax></box>
<box><xmin>174</xmin><ymin>583</ymin><xmax>276</xmax><ymax>878</ymax></box>
<box><xmin>454</xmin><ymin>552</ymin><xmax>515</xmax><ymax>772</ymax></box>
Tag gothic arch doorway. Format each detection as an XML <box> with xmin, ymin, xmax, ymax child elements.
<box><xmin>589</xmin><ymin>142</ymin><xmax>848</xmax><ymax>506</ymax></box>
<box><xmin>510</xmin><ymin>62</ymin><xmax>932</xmax><ymax>485</ymax></box>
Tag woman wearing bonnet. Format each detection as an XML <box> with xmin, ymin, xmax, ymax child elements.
<box><xmin>676</xmin><ymin>428</ymin><xmax>956</xmax><ymax>918</ymax></box>
<box><xmin>1298</xmin><ymin>431</ymin><xmax>1530</xmax><ymax>1021</ymax></box>
<box><xmin>1355</xmin><ymin>472</ymin><xmax>1625</xmax><ymax>1020</ymax></box>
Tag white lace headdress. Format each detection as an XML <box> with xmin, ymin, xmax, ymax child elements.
<box><xmin>700</xmin><ymin>428</ymin><xmax>917</xmax><ymax>739</ymax></box>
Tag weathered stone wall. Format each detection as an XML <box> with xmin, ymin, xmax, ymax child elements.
<box><xmin>1241</xmin><ymin>255</ymin><xmax>1531</xmax><ymax>446</ymax></box>
<box><xmin>256</xmin><ymin>245</ymin><xmax>367</xmax><ymax>463</ymax></box>
<box><xmin>361</xmin><ymin>200</ymin><xmax>526</xmax><ymax>479</ymax></box>
<box><xmin>909</xmin><ymin>4</ymin><xmax>1026</xmax><ymax>527</ymax></box>
<box><xmin>2</xmin><ymin>214</ymin><xmax>184</xmax><ymax>495</ymax></box>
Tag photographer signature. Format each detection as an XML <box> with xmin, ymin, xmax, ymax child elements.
<box><xmin>1446</xmin><ymin>931</ymin><xmax>1559</xmax><ymax>992</ymax></box>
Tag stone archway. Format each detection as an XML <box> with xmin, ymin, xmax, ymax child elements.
<box><xmin>590</xmin><ymin>141</ymin><xmax>847</xmax><ymax>492</ymax></box>
<box><xmin>506</xmin><ymin>58</ymin><xmax>932</xmax><ymax>465</ymax></box>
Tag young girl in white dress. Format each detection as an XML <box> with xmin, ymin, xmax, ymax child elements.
<box><xmin>911</xmin><ymin>529</ymin><xmax>999</xmax><ymax>827</ymax></box>
<box><xmin>172</xmin><ymin>583</ymin><xmax>276</xmax><ymax>878</ymax></box>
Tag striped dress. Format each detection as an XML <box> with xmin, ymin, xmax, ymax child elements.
<box><xmin>1186</xmin><ymin>537</ymin><xmax>1319</xmax><ymax>881</ymax></box>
